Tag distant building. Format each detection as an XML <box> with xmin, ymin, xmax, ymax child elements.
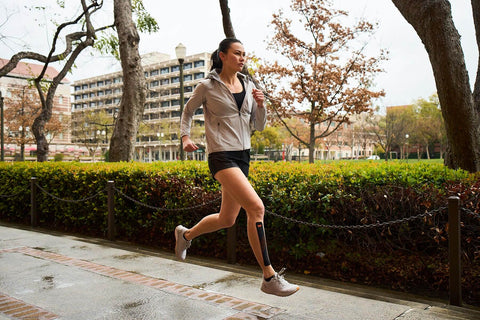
<box><xmin>0</xmin><ymin>58</ymin><xmax>71</xmax><ymax>158</ymax></box>
<box><xmin>71</xmin><ymin>52</ymin><xmax>210</xmax><ymax>161</ymax></box>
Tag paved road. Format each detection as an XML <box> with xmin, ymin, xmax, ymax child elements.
<box><xmin>0</xmin><ymin>224</ymin><xmax>478</xmax><ymax>320</ymax></box>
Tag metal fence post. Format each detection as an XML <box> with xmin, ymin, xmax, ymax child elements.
<box><xmin>227</xmin><ymin>208</ymin><xmax>241</xmax><ymax>264</ymax></box>
<box><xmin>227</xmin><ymin>224</ymin><xmax>237</xmax><ymax>264</ymax></box>
<box><xmin>107</xmin><ymin>181</ymin><xmax>115</xmax><ymax>241</ymax></box>
<box><xmin>448</xmin><ymin>196</ymin><xmax>462</xmax><ymax>306</ymax></box>
<box><xmin>30</xmin><ymin>177</ymin><xmax>38</xmax><ymax>227</ymax></box>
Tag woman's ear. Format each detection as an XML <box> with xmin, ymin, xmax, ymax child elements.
<box><xmin>218</xmin><ymin>51</ymin><xmax>226</xmax><ymax>61</ymax></box>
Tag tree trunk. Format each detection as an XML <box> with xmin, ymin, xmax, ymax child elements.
<box><xmin>109</xmin><ymin>0</ymin><xmax>146</xmax><ymax>162</ymax></box>
<box><xmin>219</xmin><ymin>0</ymin><xmax>235</xmax><ymax>38</ymax></box>
<box><xmin>392</xmin><ymin>0</ymin><xmax>480</xmax><ymax>172</ymax></box>
<box><xmin>472</xmin><ymin>0</ymin><xmax>480</xmax><ymax>114</ymax></box>
<box><xmin>309</xmin><ymin>123</ymin><xmax>315</xmax><ymax>163</ymax></box>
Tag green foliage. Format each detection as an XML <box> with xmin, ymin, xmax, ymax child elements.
<box><xmin>94</xmin><ymin>33</ymin><xmax>121</xmax><ymax>60</ymax></box>
<box><xmin>132</xmin><ymin>0</ymin><xmax>159</xmax><ymax>33</ymax></box>
<box><xmin>54</xmin><ymin>153</ymin><xmax>64</xmax><ymax>162</ymax></box>
<box><xmin>0</xmin><ymin>160</ymin><xmax>479</xmax><ymax>305</ymax></box>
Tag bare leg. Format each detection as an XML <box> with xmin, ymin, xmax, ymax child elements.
<box><xmin>214</xmin><ymin>168</ymin><xmax>275</xmax><ymax>279</ymax></box>
<box><xmin>184</xmin><ymin>185</ymin><xmax>241</xmax><ymax>240</ymax></box>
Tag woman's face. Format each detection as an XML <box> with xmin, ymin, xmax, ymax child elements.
<box><xmin>220</xmin><ymin>42</ymin><xmax>246</xmax><ymax>72</ymax></box>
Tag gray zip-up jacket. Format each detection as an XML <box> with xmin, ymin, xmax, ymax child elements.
<box><xmin>180</xmin><ymin>70</ymin><xmax>267</xmax><ymax>154</ymax></box>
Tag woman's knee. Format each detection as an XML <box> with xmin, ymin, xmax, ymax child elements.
<box><xmin>246</xmin><ymin>200</ymin><xmax>265</xmax><ymax>220</ymax></box>
<box><xmin>218</xmin><ymin>213</ymin><xmax>237</xmax><ymax>228</ymax></box>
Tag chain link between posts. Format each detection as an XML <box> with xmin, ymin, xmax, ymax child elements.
<box><xmin>113</xmin><ymin>186</ymin><xmax>222</xmax><ymax>212</ymax></box>
<box><xmin>265</xmin><ymin>207</ymin><xmax>447</xmax><ymax>230</ymax></box>
<box><xmin>20</xmin><ymin>181</ymin><xmax>479</xmax><ymax>230</ymax></box>
<box><xmin>35</xmin><ymin>183</ymin><xmax>106</xmax><ymax>203</ymax></box>
<box><xmin>461</xmin><ymin>207</ymin><xmax>480</xmax><ymax>220</ymax></box>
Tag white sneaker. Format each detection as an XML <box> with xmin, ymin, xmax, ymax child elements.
<box><xmin>261</xmin><ymin>268</ymin><xmax>299</xmax><ymax>297</ymax></box>
<box><xmin>175</xmin><ymin>225</ymin><xmax>191</xmax><ymax>260</ymax></box>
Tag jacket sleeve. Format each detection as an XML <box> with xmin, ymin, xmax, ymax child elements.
<box><xmin>180</xmin><ymin>82</ymin><xmax>206</xmax><ymax>138</ymax></box>
<box><xmin>250</xmin><ymin>90</ymin><xmax>267</xmax><ymax>132</ymax></box>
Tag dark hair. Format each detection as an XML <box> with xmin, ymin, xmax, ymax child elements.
<box><xmin>210</xmin><ymin>38</ymin><xmax>242</xmax><ymax>71</ymax></box>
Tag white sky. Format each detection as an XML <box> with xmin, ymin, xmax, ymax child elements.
<box><xmin>0</xmin><ymin>0</ymin><xmax>477</xmax><ymax>108</ymax></box>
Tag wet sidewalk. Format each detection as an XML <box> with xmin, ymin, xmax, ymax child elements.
<box><xmin>0</xmin><ymin>224</ymin><xmax>478</xmax><ymax>320</ymax></box>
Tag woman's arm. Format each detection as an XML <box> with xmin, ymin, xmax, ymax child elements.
<box><xmin>251</xmin><ymin>88</ymin><xmax>267</xmax><ymax>131</ymax></box>
<box><xmin>180</xmin><ymin>82</ymin><xmax>206</xmax><ymax>139</ymax></box>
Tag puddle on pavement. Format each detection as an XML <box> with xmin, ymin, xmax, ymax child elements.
<box><xmin>41</xmin><ymin>275</ymin><xmax>55</xmax><ymax>290</ymax></box>
<box><xmin>113</xmin><ymin>253</ymin><xmax>145</xmax><ymax>260</ymax></box>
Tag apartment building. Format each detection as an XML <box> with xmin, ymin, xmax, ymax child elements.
<box><xmin>0</xmin><ymin>58</ymin><xmax>71</xmax><ymax>158</ymax></box>
<box><xmin>71</xmin><ymin>52</ymin><xmax>210</xmax><ymax>161</ymax></box>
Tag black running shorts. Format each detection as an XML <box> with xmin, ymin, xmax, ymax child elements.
<box><xmin>208</xmin><ymin>149</ymin><xmax>250</xmax><ymax>179</ymax></box>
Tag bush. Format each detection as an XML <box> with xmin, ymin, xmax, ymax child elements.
<box><xmin>0</xmin><ymin>160</ymin><xmax>478</xmax><ymax>306</ymax></box>
<box><xmin>53</xmin><ymin>153</ymin><xmax>64</xmax><ymax>162</ymax></box>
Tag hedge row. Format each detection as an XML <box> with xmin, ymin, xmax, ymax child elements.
<box><xmin>0</xmin><ymin>161</ymin><xmax>479</xmax><ymax>306</ymax></box>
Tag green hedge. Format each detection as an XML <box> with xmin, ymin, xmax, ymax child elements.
<box><xmin>0</xmin><ymin>160</ymin><xmax>479</xmax><ymax>306</ymax></box>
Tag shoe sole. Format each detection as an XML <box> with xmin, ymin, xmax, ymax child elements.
<box><xmin>261</xmin><ymin>286</ymin><xmax>299</xmax><ymax>297</ymax></box>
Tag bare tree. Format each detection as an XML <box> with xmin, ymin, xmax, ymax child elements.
<box><xmin>0</xmin><ymin>0</ymin><xmax>108</xmax><ymax>161</ymax></box>
<box><xmin>392</xmin><ymin>0</ymin><xmax>480</xmax><ymax>172</ymax></box>
<box><xmin>255</xmin><ymin>0</ymin><xmax>386</xmax><ymax>163</ymax></box>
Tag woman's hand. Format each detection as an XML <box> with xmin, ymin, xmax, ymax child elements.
<box><xmin>252</xmin><ymin>88</ymin><xmax>265</xmax><ymax>108</ymax></box>
<box><xmin>182</xmin><ymin>136</ymin><xmax>199</xmax><ymax>152</ymax></box>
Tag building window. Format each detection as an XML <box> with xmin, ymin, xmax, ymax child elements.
<box><xmin>184</xmin><ymin>62</ymin><xmax>192</xmax><ymax>70</ymax></box>
<box><xmin>185</xmin><ymin>86</ymin><xmax>193</xmax><ymax>93</ymax></box>
<box><xmin>150</xmin><ymin>80</ymin><xmax>159</xmax><ymax>87</ymax></box>
<box><xmin>114</xmin><ymin>88</ymin><xmax>122</xmax><ymax>94</ymax></box>
<box><xmin>90</xmin><ymin>102</ymin><xmax>96</xmax><ymax>107</ymax></box>
<box><xmin>82</xmin><ymin>84</ymin><xmax>88</xmax><ymax>90</ymax></box>
<box><xmin>113</xmin><ymin>97</ymin><xmax>121</xmax><ymax>104</ymax></box>
<box><xmin>150</xmin><ymin>69</ymin><xmax>159</xmax><ymax>76</ymax></box>
<box><xmin>184</xmin><ymin>74</ymin><xmax>192</xmax><ymax>81</ymax></box>
<box><xmin>160</xmin><ymin>79</ymin><xmax>169</xmax><ymax>85</ymax></box>
<box><xmin>106</xmin><ymin>99</ymin><xmax>113</xmax><ymax>105</ymax></box>
<box><xmin>113</xmin><ymin>77</ymin><xmax>122</xmax><ymax>83</ymax></box>
<box><xmin>171</xmin><ymin>65</ymin><xmax>180</xmax><ymax>72</ymax></box>
<box><xmin>171</xmin><ymin>88</ymin><xmax>180</xmax><ymax>95</ymax></box>
<box><xmin>161</xmin><ymin>67</ymin><xmax>169</xmax><ymax>74</ymax></box>
<box><xmin>195</xmin><ymin>108</ymin><xmax>204</xmax><ymax>115</ymax></box>
<box><xmin>150</xmin><ymin>113</ymin><xmax>159</xmax><ymax>120</ymax></box>
<box><xmin>151</xmin><ymin>102</ymin><xmax>159</xmax><ymax>109</ymax></box>
<box><xmin>98</xmin><ymin>91</ymin><xmax>104</xmax><ymax>96</ymax></box>
<box><xmin>89</xmin><ymin>83</ymin><xmax>96</xmax><ymax>88</ymax></box>
<box><xmin>90</xmin><ymin>92</ymin><xmax>95</xmax><ymax>98</ymax></box>
<box><xmin>194</xmin><ymin>72</ymin><xmax>205</xmax><ymax>80</ymax></box>
<box><xmin>97</xmin><ymin>80</ymin><xmax>104</xmax><ymax>87</ymax></box>
<box><xmin>75</xmin><ymin>95</ymin><xmax>81</xmax><ymax>100</ymax></box>
<box><xmin>171</xmin><ymin>111</ymin><xmax>181</xmax><ymax>117</ymax></box>
<box><xmin>161</xmin><ymin>89</ymin><xmax>170</xmax><ymax>96</ymax></box>
<box><xmin>161</xmin><ymin>101</ymin><xmax>170</xmax><ymax>108</ymax></box>
<box><xmin>171</xmin><ymin>99</ymin><xmax>180</xmax><ymax>106</ymax></box>
<box><xmin>171</xmin><ymin>77</ymin><xmax>180</xmax><ymax>84</ymax></box>
<box><xmin>105</xmin><ymin>79</ymin><xmax>112</xmax><ymax>85</ymax></box>
<box><xmin>150</xmin><ymin>91</ymin><xmax>159</xmax><ymax>98</ymax></box>
<box><xmin>74</xmin><ymin>85</ymin><xmax>81</xmax><ymax>91</ymax></box>
<box><xmin>144</xmin><ymin>72</ymin><xmax>149</xmax><ymax>78</ymax></box>
<box><xmin>194</xmin><ymin>60</ymin><xmax>205</xmax><ymax>68</ymax></box>
<box><xmin>82</xmin><ymin>94</ymin><xmax>88</xmax><ymax>99</ymax></box>
<box><xmin>105</xmin><ymin>89</ymin><xmax>112</xmax><ymax>95</ymax></box>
